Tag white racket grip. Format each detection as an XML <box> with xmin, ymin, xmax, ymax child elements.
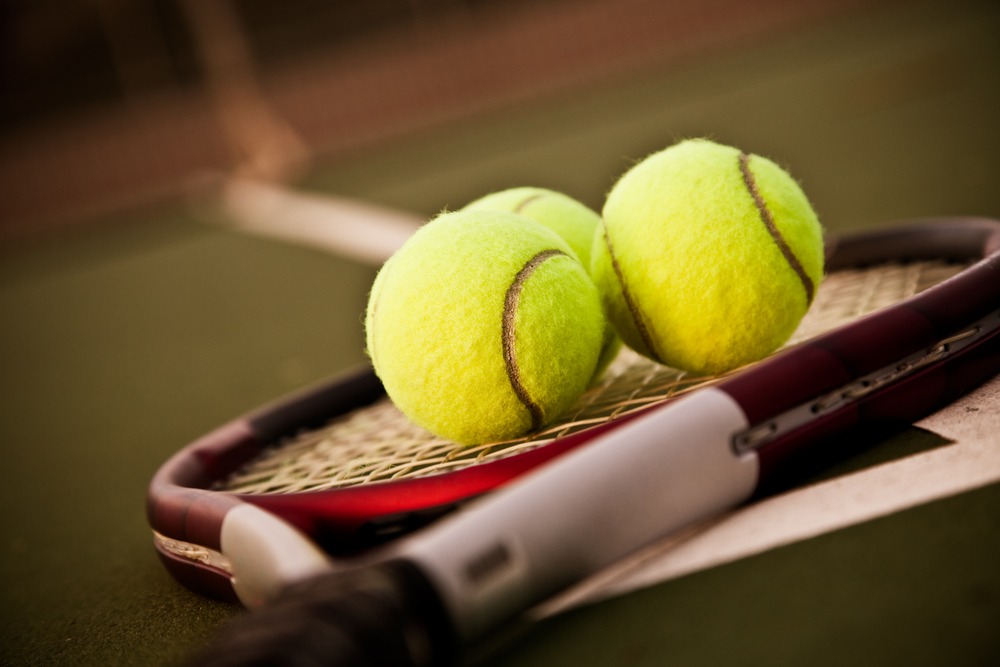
<box><xmin>221</xmin><ymin>504</ymin><xmax>332</xmax><ymax>608</ymax></box>
<box><xmin>400</xmin><ymin>387</ymin><xmax>759</xmax><ymax>639</ymax></box>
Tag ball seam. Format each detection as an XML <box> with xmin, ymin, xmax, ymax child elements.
<box><xmin>513</xmin><ymin>192</ymin><xmax>546</xmax><ymax>215</ymax></box>
<box><xmin>738</xmin><ymin>152</ymin><xmax>816</xmax><ymax>305</ymax></box>
<box><xmin>599</xmin><ymin>220</ymin><xmax>664</xmax><ymax>363</ymax></box>
<box><xmin>502</xmin><ymin>249</ymin><xmax>567</xmax><ymax>431</ymax></box>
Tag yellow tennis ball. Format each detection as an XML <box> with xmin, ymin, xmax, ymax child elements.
<box><xmin>464</xmin><ymin>186</ymin><xmax>622</xmax><ymax>380</ymax></box>
<box><xmin>463</xmin><ymin>187</ymin><xmax>601</xmax><ymax>268</ymax></box>
<box><xmin>592</xmin><ymin>138</ymin><xmax>824</xmax><ymax>375</ymax></box>
<box><xmin>366</xmin><ymin>209</ymin><xmax>606</xmax><ymax>445</ymax></box>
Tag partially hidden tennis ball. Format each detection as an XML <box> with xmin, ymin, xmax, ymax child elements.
<box><xmin>464</xmin><ymin>186</ymin><xmax>622</xmax><ymax>378</ymax></box>
<box><xmin>592</xmin><ymin>138</ymin><xmax>824</xmax><ymax>375</ymax></box>
<box><xmin>463</xmin><ymin>187</ymin><xmax>601</xmax><ymax>267</ymax></box>
<box><xmin>366</xmin><ymin>209</ymin><xmax>606</xmax><ymax>445</ymax></box>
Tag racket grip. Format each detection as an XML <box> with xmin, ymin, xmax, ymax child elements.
<box><xmin>185</xmin><ymin>560</ymin><xmax>456</xmax><ymax>667</ymax></box>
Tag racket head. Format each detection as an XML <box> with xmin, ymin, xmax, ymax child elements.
<box><xmin>148</xmin><ymin>217</ymin><xmax>1000</xmax><ymax>603</ymax></box>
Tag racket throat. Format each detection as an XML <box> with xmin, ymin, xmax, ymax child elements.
<box><xmin>398</xmin><ymin>387</ymin><xmax>759</xmax><ymax>640</ymax></box>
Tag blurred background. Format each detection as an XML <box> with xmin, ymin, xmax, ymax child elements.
<box><xmin>1</xmin><ymin>1</ymin><xmax>999</xmax><ymax>665</ymax></box>
<box><xmin>3</xmin><ymin>0</ymin><xmax>997</xmax><ymax>243</ymax></box>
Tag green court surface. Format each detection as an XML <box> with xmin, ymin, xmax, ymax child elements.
<box><xmin>2</xmin><ymin>1</ymin><xmax>999</xmax><ymax>665</ymax></box>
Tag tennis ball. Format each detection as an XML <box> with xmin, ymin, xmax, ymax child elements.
<box><xmin>464</xmin><ymin>186</ymin><xmax>622</xmax><ymax>380</ymax></box>
<box><xmin>463</xmin><ymin>187</ymin><xmax>601</xmax><ymax>267</ymax></box>
<box><xmin>366</xmin><ymin>209</ymin><xmax>606</xmax><ymax>445</ymax></box>
<box><xmin>592</xmin><ymin>138</ymin><xmax>824</xmax><ymax>375</ymax></box>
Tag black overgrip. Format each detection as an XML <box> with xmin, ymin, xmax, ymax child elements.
<box><xmin>186</xmin><ymin>560</ymin><xmax>456</xmax><ymax>667</ymax></box>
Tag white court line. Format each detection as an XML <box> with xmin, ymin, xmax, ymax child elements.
<box><xmin>215</xmin><ymin>178</ymin><xmax>422</xmax><ymax>265</ymax></box>
<box><xmin>539</xmin><ymin>373</ymin><xmax>1000</xmax><ymax>616</ymax></box>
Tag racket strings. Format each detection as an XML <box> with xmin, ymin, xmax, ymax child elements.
<box><xmin>217</xmin><ymin>260</ymin><xmax>965</xmax><ymax>495</ymax></box>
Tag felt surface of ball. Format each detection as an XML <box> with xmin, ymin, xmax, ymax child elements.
<box><xmin>464</xmin><ymin>186</ymin><xmax>621</xmax><ymax>378</ymax></box>
<box><xmin>591</xmin><ymin>139</ymin><xmax>824</xmax><ymax>375</ymax></box>
<box><xmin>463</xmin><ymin>187</ymin><xmax>602</xmax><ymax>267</ymax></box>
<box><xmin>366</xmin><ymin>209</ymin><xmax>606</xmax><ymax>445</ymax></box>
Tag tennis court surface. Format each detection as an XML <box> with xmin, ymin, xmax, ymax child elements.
<box><xmin>2</xmin><ymin>1</ymin><xmax>998</xmax><ymax>665</ymax></box>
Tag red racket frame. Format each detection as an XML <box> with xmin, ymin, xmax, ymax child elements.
<box><xmin>148</xmin><ymin>217</ymin><xmax>1000</xmax><ymax>602</ymax></box>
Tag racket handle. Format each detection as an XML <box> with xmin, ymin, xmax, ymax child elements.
<box><xmin>186</xmin><ymin>560</ymin><xmax>456</xmax><ymax>667</ymax></box>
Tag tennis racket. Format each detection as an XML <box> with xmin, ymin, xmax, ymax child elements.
<box><xmin>153</xmin><ymin>216</ymin><xmax>1000</xmax><ymax>666</ymax></box>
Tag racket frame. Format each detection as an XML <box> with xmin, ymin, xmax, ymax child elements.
<box><xmin>147</xmin><ymin>217</ymin><xmax>1000</xmax><ymax>604</ymax></box>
